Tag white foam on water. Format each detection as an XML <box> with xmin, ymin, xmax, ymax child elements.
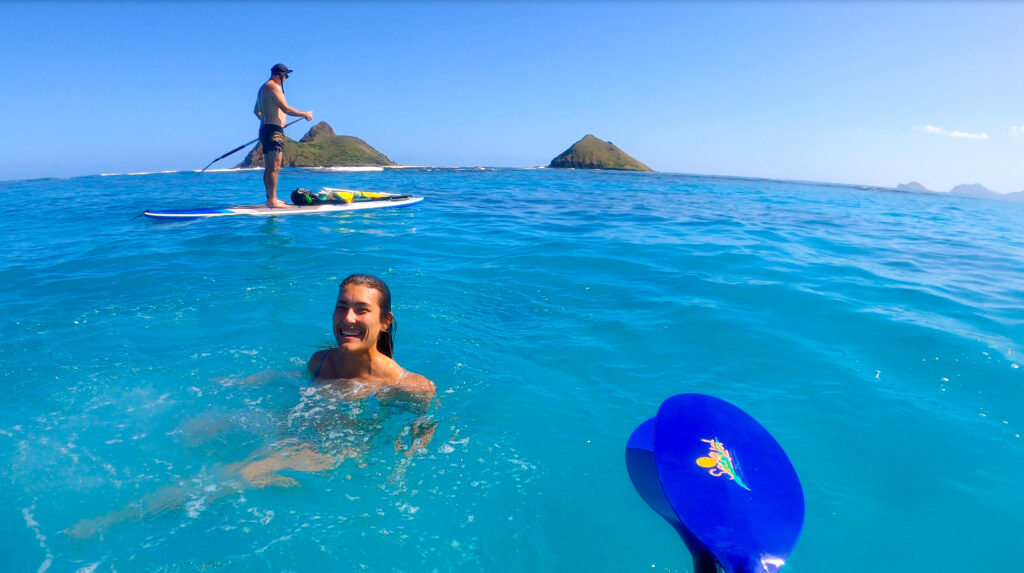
<box><xmin>21</xmin><ymin>504</ymin><xmax>53</xmax><ymax>573</ymax></box>
<box><xmin>248</xmin><ymin>507</ymin><xmax>275</xmax><ymax>525</ymax></box>
<box><xmin>122</xmin><ymin>170</ymin><xmax>181</xmax><ymax>176</ymax></box>
<box><xmin>253</xmin><ymin>533</ymin><xmax>292</xmax><ymax>554</ymax></box>
<box><xmin>185</xmin><ymin>496</ymin><xmax>208</xmax><ymax>518</ymax></box>
<box><xmin>194</xmin><ymin>167</ymin><xmax>262</xmax><ymax>173</ymax></box>
<box><xmin>309</xmin><ymin>166</ymin><xmax>385</xmax><ymax>173</ymax></box>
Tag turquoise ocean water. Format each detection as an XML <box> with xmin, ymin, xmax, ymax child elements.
<box><xmin>1</xmin><ymin>167</ymin><xmax>1022</xmax><ymax>572</ymax></box>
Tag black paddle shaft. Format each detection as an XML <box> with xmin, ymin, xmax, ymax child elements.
<box><xmin>199</xmin><ymin>117</ymin><xmax>306</xmax><ymax>173</ymax></box>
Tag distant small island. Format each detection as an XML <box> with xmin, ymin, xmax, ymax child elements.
<box><xmin>237</xmin><ymin>121</ymin><xmax>395</xmax><ymax>168</ymax></box>
<box><xmin>896</xmin><ymin>181</ymin><xmax>929</xmax><ymax>192</ymax></box>
<box><xmin>949</xmin><ymin>183</ymin><xmax>1003</xmax><ymax>200</ymax></box>
<box><xmin>897</xmin><ymin>181</ymin><xmax>1024</xmax><ymax>202</ymax></box>
<box><xmin>549</xmin><ymin>134</ymin><xmax>652</xmax><ymax>172</ymax></box>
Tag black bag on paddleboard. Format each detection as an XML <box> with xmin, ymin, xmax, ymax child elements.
<box><xmin>291</xmin><ymin>188</ymin><xmax>318</xmax><ymax>206</ymax></box>
<box><xmin>291</xmin><ymin>188</ymin><xmax>357</xmax><ymax>206</ymax></box>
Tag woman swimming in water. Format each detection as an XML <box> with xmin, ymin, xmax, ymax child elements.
<box><xmin>68</xmin><ymin>275</ymin><xmax>437</xmax><ymax>539</ymax></box>
<box><xmin>308</xmin><ymin>274</ymin><xmax>435</xmax><ymax>402</ymax></box>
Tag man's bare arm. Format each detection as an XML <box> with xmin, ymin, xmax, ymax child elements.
<box><xmin>268</xmin><ymin>83</ymin><xmax>313</xmax><ymax>120</ymax></box>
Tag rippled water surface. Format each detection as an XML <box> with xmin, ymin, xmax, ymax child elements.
<box><xmin>1</xmin><ymin>168</ymin><xmax>1022</xmax><ymax>572</ymax></box>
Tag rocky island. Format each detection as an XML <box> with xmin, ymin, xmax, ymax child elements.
<box><xmin>896</xmin><ymin>180</ymin><xmax>1024</xmax><ymax>202</ymax></box>
<box><xmin>896</xmin><ymin>181</ymin><xmax>929</xmax><ymax>192</ymax></box>
<box><xmin>948</xmin><ymin>183</ymin><xmax>1000</xmax><ymax>200</ymax></box>
<box><xmin>237</xmin><ymin>122</ymin><xmax>395</xmax><ymax>168</ymax></box>
<box><xmin>549</xmin><ymin>134</ymin><xmax>652</xmax><ymax>172</ymax></box>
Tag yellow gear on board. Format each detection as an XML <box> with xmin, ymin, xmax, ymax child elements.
<box><xmin>322</xmin><ymin>187</ymin><xmax>390</xmax><ymax>203</ymax></box>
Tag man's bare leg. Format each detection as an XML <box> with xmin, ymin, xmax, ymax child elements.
<box><xmin>264</xmin><ymin>151</ymin><xmax>289</xmax><ymax>208</ymax></box>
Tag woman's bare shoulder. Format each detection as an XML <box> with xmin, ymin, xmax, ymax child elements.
<box><xmin>398</xmin><ymin>372</ymin><xmax>436</xmax><ymax>400</ymax></box>
<box><xmin>308</xmin><ymin>348</ymin><xmax>330</xmax><ymax>376</ymax></box>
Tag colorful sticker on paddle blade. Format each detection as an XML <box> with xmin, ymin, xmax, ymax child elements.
<box><xmin>696</xmin><ymin>438</ymin><xmax>750</xmax><ymax>490</ymax></box>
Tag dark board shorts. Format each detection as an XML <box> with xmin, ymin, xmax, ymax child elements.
<box><xmin>259</xmin><ymin>124</ymin><xmax>285</xmax><ymax>155</ymax></box>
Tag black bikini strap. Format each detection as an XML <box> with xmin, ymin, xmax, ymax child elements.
<box><xmin>313</xmin><ymin>348</ymin><xmax>332</xmax><ymax>378</ymax></box>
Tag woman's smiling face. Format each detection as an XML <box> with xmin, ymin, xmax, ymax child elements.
<box><xmin>333</xmin><ymin>283</ymin><xmax>392</xmax><ymax>352</ymax></box>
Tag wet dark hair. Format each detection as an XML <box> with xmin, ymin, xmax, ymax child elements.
<box><xmin>340</xmin><ymin>274</ymin><xmax>396</xmax><ymax>358</ymax></box>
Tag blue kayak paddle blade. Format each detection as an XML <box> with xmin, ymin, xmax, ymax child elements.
<box><xmin>626</xmin><ymin>417</ymin><xmax>718</xmax><ymax>567</ymax></box>
<box><xmin>626</xmin><ymin>417</ymin><xmax>679</xmax><ymax>524</ymax></box>
<box><xmin>653</xmin><ymin>393</ymin><xmax>804</xmax><ymax>573</ymax></box>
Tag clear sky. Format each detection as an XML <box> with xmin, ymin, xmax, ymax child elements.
<box><xmin>4</xmin><ymin>1</ymin><xmax>1024</xmax><ymax>192</ymax></box>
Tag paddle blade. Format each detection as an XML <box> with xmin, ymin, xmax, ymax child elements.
<box><xmin>653</xmin><ymin>394</ymin><xmax>804</xmax><ymax>573</ymax></box>
<box><xmin>627</xmin><ymin>418</ymin><xmax>720</xmax><ymax>571</ymax></box>
<box><xmin>626</xmin><ymin>418</ymin><xmax>678</xmax><ymax>524</ymax></box>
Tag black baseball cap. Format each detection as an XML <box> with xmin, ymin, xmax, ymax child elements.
<box><xmin>271</xmin><ymin>63</ymin><xmax>294</xmax><ymax>76</ymax></box>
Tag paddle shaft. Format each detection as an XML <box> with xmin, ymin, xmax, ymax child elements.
<box><xmin>199</xmin><ymin>117</ymin><xmax>306</xmax><ymax>173</ymax></box>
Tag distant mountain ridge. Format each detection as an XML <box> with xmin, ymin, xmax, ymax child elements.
<box><xmin>897</xmin><ymin>180</ymin><xmax>1024</xmax><ymax>202</ymax></box>
<box><xmin>948</xmin><ymin>183</ymin><xmax>1024</xmax><ymax>202</ymax></box>
<box><xmin>238</xmin><ymin>121</ymin><xmax>395</xmax><ymax>168</ymax></box>
<box><xmin>549</xmin><ymin>134</ymin><xmax>652</xmax><ymax>171</ymax></box>
<box><xmin>949</xmin><ymin>183</ymin><xmax>1000</xmax><ymax>199</ymax></box>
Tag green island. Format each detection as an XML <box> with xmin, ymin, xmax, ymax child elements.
<box><xmin>549</xmin><ymin>134</ymin><xmax>653</xmax><ymax>172</ymax></box>
<box><xmin>237</xmin><ymin>121</ymin><xmax>395</xmax><ymax>168</ymax></box>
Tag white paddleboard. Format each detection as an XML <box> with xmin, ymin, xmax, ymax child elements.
<box><xmin>144</xmin><ymin>195</ymin><xmax>423</xmax><ymax>220</ymax></box>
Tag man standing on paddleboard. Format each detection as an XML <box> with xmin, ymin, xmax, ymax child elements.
<box><xmin>254</xmin><ymin>63</ymin><xmax>313</xmax><ymax>208</ymax></box>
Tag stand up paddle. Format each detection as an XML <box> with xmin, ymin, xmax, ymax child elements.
<box><xmin>626</xmin><ymin>394</ymin><xmax>804</xmax><ymax>573</ymax></box>
<box><xmin>198</xmin><ymin>117</ymin><xmax>306</xmax><ymax>173</ymax></box>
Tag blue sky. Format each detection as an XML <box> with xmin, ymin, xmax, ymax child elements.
<box><xmin>4</xmin><ymin>2</ymin><xmax>1024</xmax><ymax>192</ymax></box>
